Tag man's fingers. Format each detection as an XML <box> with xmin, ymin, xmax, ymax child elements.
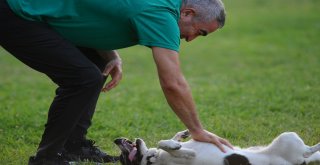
<box><xmin>191</xmin><ymin>130</ymin><xmax>233</xmax><ymax>153</ymax></box>
<box><xmin>221</xmin><ymin>139</ymin><xmax>233</xmax><ymax>150</ymax></box>
<box><xmin>102</xmin><ymin>66</ymin><xmax>112</xmax><ymax>77</ymax></box>
<box><xmin>102</xmin><ymin>76</ymin><xmax>121</xmax><ymax>92</ymax></box>
<box><xmin>101</xmin><ymin>63</ymin><xmax>122</xmax><ymax>92</ymax></box>
<box><xmin>214</xmin><ymin>140</ymin><xmax>226</xmax><ymax>153</ymax></box>
<box><xmin>213</xmin><ymin>138</ymin><xmax>234</xmax><ymax>153</ymax></box>
<box><xmin>102</xmin><ymin>81</ymin><xmax>115</xmax><ymax>92</ymax></box>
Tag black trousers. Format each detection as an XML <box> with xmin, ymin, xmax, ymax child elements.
<box><xmin>0</xmin><ymin>0</ymin><xmax>107</xmax><ymax>156</ymax></box>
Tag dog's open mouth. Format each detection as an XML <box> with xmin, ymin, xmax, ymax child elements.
<box><xmin>114</xmin><ymin>138</ymin><xmax>138</xmax><ymax>162</ymax></box>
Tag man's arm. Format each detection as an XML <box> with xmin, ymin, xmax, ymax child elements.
<box><xmin>151</xmin><ymin>47</ymin><xmax>233</xmax><ymax>152</ymax></box>
<box><xmin>97</xmin><ymin>50</ymin><xmax>122</xmax><ymax>92</ymax></box>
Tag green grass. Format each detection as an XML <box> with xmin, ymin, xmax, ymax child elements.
<box><xmin>1</xmin><ymin>0</ymin><xmax>320</xmax><ymax>164</ymax></box>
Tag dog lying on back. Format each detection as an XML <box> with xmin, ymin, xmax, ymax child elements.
<box><xmin>114</xmin><ymin>130</ymin><xmax>320</xmax><ymax>165</ymax></box>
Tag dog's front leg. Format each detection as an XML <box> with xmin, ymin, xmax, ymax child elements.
<box><xmin>158</xmin><ymin>140</ymin><xmax>182</xmax><ymax>150</ymax></box>
<box><xmin>158</xmin><ymin>140</ymin><xmax>195</xmax><ymax>159</ymax></box>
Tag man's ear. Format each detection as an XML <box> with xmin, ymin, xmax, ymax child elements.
<box><xmin>180</xmin><ymin>8</ymin><xmax>196</xmax><ymax>17</ymax></box>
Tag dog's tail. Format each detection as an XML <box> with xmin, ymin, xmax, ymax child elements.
<box><xmin>304</xmin><ymin>143</ymin><xmax>320</xmax><ymax>158</ymax></box>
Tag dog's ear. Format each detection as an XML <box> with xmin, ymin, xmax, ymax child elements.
<box><xmin>224</xmin><ymin>154</ymin><xmax>252</xmax><ymax>165</ymax></box>
<box><xmin>136</xmin><ymin>138</ymin><xmax>148</xmax><ymax>155</ymax></box>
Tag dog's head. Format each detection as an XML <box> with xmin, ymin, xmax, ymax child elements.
<box><xmin>114</xmin><ymin>138</ymin><xmax>142</xmax><ymax>165</ymax></box>
<box><xmin>115</xmin><ymin>138</ymin><xmax>157</xmax><ymax>165</ymax></box>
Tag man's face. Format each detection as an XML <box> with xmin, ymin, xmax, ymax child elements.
<box><xmin>179</xmin><ymin>8</ymin><xmax>220</xmax><ymax>42</ymax></box>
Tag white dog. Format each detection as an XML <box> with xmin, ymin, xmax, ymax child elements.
<box><xmin>114</xmin><ymin>130</ymin><xmax>320</xmax><ymax>165</ymax></box>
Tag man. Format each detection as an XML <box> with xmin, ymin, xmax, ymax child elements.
<box><xmin>0</xmin><ymin>0</ymin><xmax>233</xmax><ymax>164</ymax></box>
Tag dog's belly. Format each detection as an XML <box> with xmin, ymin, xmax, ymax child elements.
<box><xmin>180</xmin><ymin>140</ymin><xmax>229</xmax><ymax>165</ymax></box>
<box><xmin>180</xmin><ymin>140</ymin><xmax>277</xmax><ymax>165</ymax></box>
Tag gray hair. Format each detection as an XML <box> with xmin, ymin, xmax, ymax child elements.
<box><xmin>182</xmin><ymin>0</ymin><xmax>226</xmax><ymax>28</ymax></box>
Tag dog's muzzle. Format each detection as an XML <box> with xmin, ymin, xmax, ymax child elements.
<box><xmin>114</xmin><ymin>138</ymin><xmax>138</xmax><ymax>162</ymax></box>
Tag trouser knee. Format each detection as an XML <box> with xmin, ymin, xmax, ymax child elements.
<box><xmin>53</xmin><ymin>66</ymin><xmax>104</xmax><ymax>93</ymax></box>
<box><xmin>77</xmin><ymin>67</ymin><xmax>104</xmax><ymax>90</ymax></box>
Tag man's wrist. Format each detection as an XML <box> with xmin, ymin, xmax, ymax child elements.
<box><xmin>98</xmin><ymin>50</ymin><xmax>120</xmax><ymax>62</ymax></box>
<box><xmin>188</xmin><ymin>126</ymin><xmax>204</xmax><ymax>135</ymax></box>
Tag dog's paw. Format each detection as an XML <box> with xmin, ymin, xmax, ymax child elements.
<box><xmin>172</xmin><ymin>130</ymin><xmax>190</xmax><ymax>141</ymax></box>
<box><xmin>158</xmin><ymin>140</ymin><xmax>181</xmax><ymax>151</ymax></box>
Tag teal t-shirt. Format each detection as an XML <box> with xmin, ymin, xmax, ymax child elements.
<box><xmin>7</xmin><ymin>0</ymin><xmax>181</xmax><ymax>51</ymax></box>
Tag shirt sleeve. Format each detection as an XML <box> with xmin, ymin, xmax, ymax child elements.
<box><xmin>130</xmin><ymin>9</ymin><xmax>180</xmax><ymax>52</ymax></box>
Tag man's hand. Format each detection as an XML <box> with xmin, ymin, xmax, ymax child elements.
<box><xmin>102</xmin><ymin>58</ymin><xmax>122</xmax><ymax>92</ymax></box>
<box><xmin>98</xmin><ymin>50</ymin><xmax>122</xmax><ymax>92</ymax></box>
<box><xmin>190</xmin><ymin>129</ymin><xmax>233</xmax><ymax>153</ymax></box>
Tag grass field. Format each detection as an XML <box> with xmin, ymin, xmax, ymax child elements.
<box><xmin>1</xmin><ymin>0</ymin><xmax>320</xmax><ymax>164</ymax></box>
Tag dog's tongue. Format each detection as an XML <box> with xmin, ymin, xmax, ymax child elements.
<box><xmin>129</xmin><ymin>146</ymin><xmax>137</xmax><ymax>162</ymax></box>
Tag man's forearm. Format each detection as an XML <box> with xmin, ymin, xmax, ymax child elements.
<box><xmin>160</xmin><ymin>76</ymin><xmax>204</xmax><ymax>134</ymax></box>
<box><xmin>152</xmin><ymin>47</ymin><xmax>204</xmax><ymax>134</ymax></box>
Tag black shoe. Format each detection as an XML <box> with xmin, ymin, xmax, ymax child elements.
<box><xmin>28</xmin><ymin>153</ymin><xmax>69</xmax><ymax>165</ymax></box>
<box><xmin>64</xmin><ymin>139</ymin><xmax>119</xmax><ymax>163</ymax></box>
